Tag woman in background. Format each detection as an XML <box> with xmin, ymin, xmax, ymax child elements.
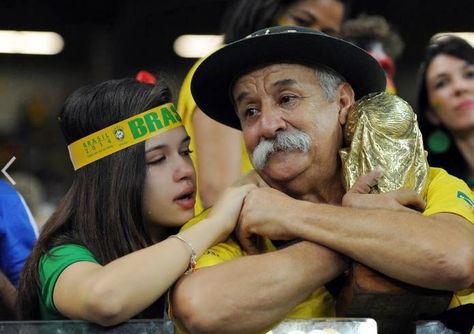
<box><xmin>417</xmin><ymin>35</ymin><xmax>474</xmax><ymax>188</ymax></box>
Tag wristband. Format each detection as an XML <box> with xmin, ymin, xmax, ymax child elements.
<box><xmin>169</xmin><ymin>234</ymin><xmax>197</xmax><ymax>273</ymax></box>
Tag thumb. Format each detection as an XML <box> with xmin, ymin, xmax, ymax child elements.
<box><xmin>348</xmin><ymin>166</ymin><xmax>384</xmax><ymax>194</ymax></box>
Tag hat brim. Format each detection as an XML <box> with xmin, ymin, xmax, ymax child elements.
<box><xmin>191</xmin><ymin>28</ymin><xmax>387</xmax><ymax>130</ymax></box>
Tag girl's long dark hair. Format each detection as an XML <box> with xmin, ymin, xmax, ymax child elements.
<box><xmin>18</xmin><ymin>78</ymin><xmax>172</xmax><ymax>319</ymax></box>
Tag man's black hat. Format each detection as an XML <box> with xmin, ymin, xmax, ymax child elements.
<box><xmin>191</xmin><ymin>26</ymin><xmax>387</xmax><ymax>129</ymax></box>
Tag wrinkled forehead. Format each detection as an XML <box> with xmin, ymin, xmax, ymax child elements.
<box><xmin>231</xmin><ymin>62</ymin><xmax>317</xmax><ymax>94</ymax></box>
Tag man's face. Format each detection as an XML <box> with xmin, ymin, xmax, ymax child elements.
<box><xmin>277</xmin><ymin>0</ymin><xmax>345</xmax><ymax>36</ymax></box>
<box><xmin>232</xmin><ymin>63</ymin><xmax>345</xmax><ymax>193</ymax></box>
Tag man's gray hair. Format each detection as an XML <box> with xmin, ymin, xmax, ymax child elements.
<box><xmin>314</xmin><ymin>65</ymin><xmax>345</xmax><ymax>101</ymax></box>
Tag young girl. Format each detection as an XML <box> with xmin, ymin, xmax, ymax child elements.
<box><xmin>17</xmin><ymin>77</ymin><xmax>254</xmax><ymax>325</ymax></box>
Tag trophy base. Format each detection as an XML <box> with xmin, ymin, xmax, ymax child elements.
<box><xmin>336</xmin><ymin>263</ymin><xmax>452</xmax><ymax>334</ymax></box>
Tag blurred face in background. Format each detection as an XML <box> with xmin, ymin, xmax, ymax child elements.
<box><xmin>277</xmin><ymin>0</ymin><xmax>344</xmax><ymax>36</ymax></box>
<box><xmin>426</xmin><ymin>54</ymin><xmax>474</xmax><ymax>134</ymax></box>
<box><xmin>366</xmin><ymin>41</ymin><xmax>397</xmax><ymax>94</ymax></box>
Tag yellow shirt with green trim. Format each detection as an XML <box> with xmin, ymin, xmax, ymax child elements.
<box><xmin>421</xmin><ymin>168</ymin><xmax>474</xmax><ymax>307</ymax></box>
<box><xmin>174</xmin><ymin>167</ymin><xmax>473</xmax><ymax>329</ymax></box>
<box><xmin>177</xmin><ymin>59</ymin><xmax>253</xmax><ymax>214</ymax></box>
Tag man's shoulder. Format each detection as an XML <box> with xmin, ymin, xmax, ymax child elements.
<box><xmin>427</xmin><ymin>167</ymin><xmax>470</xmax><ymax>190</ymax></box>
<box><xmin>425</xmin><ymin>167</ymin><xmax>474</xmax><ymax>221</ymax></box>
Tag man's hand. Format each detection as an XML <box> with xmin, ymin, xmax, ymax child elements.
<box><xmin>207</xmin><ymin>184</ymin><xmax>258</xmax><ymax>241</ymax></box>
<box><xmin>236</xmin><ymin>187</ymin><xmax>298</xmax><ymax>254</ymax></box>
<box><xmin>342</xmin><ymin>168</ymin><xmax>425</xmax><ymax>212</ymax></box>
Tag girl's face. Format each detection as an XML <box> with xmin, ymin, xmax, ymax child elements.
<box><xmin>277</xmin><ymin>0</ymin><xmax>344</xmax><ymax>36</ymax></box>
<box><xmin>143</xmin><ymin>126</ymin><xmax>196</xmax><ymax>234</ymax></box>
<box><xmin>426</xmin><ymin>54</ymin><xmax>474</xmax><ymax>133</ymax></box>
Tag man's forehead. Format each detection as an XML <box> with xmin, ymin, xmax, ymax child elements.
<box><xmin>233</xmin><ymin>63</ymin><xmax>315</xmax><ymax>88</ymax></box>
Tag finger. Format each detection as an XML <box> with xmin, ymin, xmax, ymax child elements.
<box><xmin>348</xmin><ymin>166</ymin><xmax>384</xmax><ymax>194</ymax></box>
<box><xmin>241</xmin><ymin>183</ymin><xmax>258</xmax><ymax>194</ymax></box>
<box><xmin>236</xmin><ymin>226</ymin><xmax>260</xmax><ymax>254</ymax></box>
<box><xmin>390</xmin><ymin>189</ymin><xmax>426</xmax><ymax>212</ymax></box>
<box><xmin>242</xmin><ymin>237</ymin><xmax>261</xmax><ymax>255</ymax></box>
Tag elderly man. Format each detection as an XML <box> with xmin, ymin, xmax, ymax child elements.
<box><xmin>172</xmin><ymin>26</ymin><xmax>474</xmax><ymax>334</ymax></box>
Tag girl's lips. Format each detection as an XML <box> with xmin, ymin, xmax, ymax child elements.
<box><xmin>174</xmin><ymin>192</ymin><xmax>196</xmax><ymax>210</ymax></box>
<box><xmin>456</xmin><ymin>99</ymin><xmax>474</xmax><ymax>111</ymax></box>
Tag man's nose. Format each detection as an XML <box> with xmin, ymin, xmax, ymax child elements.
<box><xmin>258</xmin><ymin>104</ymin><xmax>287</xmax><ymax>138</ymax></box>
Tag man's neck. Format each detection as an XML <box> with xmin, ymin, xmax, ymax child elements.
<box><xmin>265</xmin><ymin>169</ymin><xmax>346</xmax><ymax>205</ymax></box>
<box><xmin>299</xmin><ymin>173</ymin><xmax>345</xmax><ymax>205</ymax></box>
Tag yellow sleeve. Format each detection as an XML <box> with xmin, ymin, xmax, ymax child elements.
<box><xmin>423</xmin><ymin>168</ymin><xmax>474</xmax><ymax>307</ymax></box>
<box><xmin>423</xmin><ymin>168</ymin><xmax>474</xmax><ymax>223</ymax></box>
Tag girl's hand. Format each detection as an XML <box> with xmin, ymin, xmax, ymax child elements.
<box><xmin>207</xmin><ymin>184</ymin><xmax>257</xmax><ymax>240</ymax></box>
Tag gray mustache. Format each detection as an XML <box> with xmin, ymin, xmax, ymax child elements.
<box><xmin>251</xmin><ymin>129</ymin><xmax>312</xmax><ymax>170</ymax></box>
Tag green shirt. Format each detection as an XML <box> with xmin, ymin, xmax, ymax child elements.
<box><xmin>39</xmin><ymin>244</ymin><xmax>98</xmax><ymax>320</ymax></box>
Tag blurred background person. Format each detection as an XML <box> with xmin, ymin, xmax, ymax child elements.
<box><xmin>10</xmin><ymin>172</ymin><xmax>52</xmax><ymax>229</ymax></box>
<box><xmin>0</xmin><ymin>270</ymin><xmax>16</xmax><ymax>319</ymax></box>
<box><xmin>178</xmin><ymin>0</ymin><xmax>350</xmax><ymax>212</ymax></box>
<box><xmin>341</xmin><ymin>13</ymin><xmax>404</xmax><ymax>94</ymax></box>
<box><xmin>0</xmin><ymin>180</ymin><xmax>38</xmax><ymax>288</ymax></box>
<box><xmin>417</xmin><ymin>34</ymin><xmax>474</xmax><ymax>189</ymax></box>
<box><xmin>0</xmin><ymin>179</ymin><xmax>37</xmax><ymax>319</ymax></box>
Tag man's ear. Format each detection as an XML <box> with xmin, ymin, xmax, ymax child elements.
<box><xmin>337</xmin><ymin>83</ymin><xmax>355</xmax><ymax>126</ymax></box>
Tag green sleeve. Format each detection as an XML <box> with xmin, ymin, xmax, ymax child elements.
<box><xmin>39</xmin><ymin>244</ymin><xmax>98</xmax><ymax>317</ymax></box>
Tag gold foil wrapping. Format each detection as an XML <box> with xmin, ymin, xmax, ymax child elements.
<box><xmin>339</xmin><ymin>92</ymin><xmax>429</xmax><ymax>199</ymax></box>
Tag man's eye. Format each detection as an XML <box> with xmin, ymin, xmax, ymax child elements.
<box><xmin>245</xmin><ymin>107</ymin><xmax>259</xmax><ymax>118</ymax></box>
<box><xmin>280</xmin><ymin>95</ymin><xmax>298</xmax><ymax>105</ymax></box>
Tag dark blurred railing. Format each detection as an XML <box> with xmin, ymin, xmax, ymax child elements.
<box><xmin>0</xmin><ymin>319</ymin><xmax>461</xmax><ymax>333</ymax></box>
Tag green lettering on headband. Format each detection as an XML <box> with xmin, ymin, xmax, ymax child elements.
<box><xmin>129</xmin><ymin>118</ymin><xmax>148</xmax><ymax>139</ymax></box>
<box><xmin>68</xmin><ymin>103</ymin><xmax>182</xmax><ymax>170</ymax></box>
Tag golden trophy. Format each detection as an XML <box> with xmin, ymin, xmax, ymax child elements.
<box><xmin>337</xmin><ymin>92</ymin><xmax>452</xmax><ymax>333</ymax></box>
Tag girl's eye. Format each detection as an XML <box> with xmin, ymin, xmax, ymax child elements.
<box><xmin>433</xmin><ymin>79</ymin><xmax>448</xmax><ymax>90</ymax></box>
<box><xmin>292</xmin><ymin>16</ymin><xmax>312</xmax><ymax>27</ymax></box>
<box><xmin>147</xmin><ymin>156</ymin><xmax>165</xmax><ymax>165</ymax></box>
<box><xmin>464</xmin><ymin>69</ymin><xmax>474</xmax><ymax>79</ymax></box>
<box><xmin>181</xmin><ymin>149</ymin><xmax>193</xmax><ymax>156</ymax></box>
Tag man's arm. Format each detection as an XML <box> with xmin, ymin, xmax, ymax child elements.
<box><xmin>193</xmin><ymin>107</ymin><xmax>245</xmax><ymax>209</ymax></box>
<box><xmin>172</xmin><ymin>241</ymin><xmax>347</xmax><ymax>334</ymax></box>
<box><xmin>237</xmin><ymin>187</ymin><xmax>474</xmax><ymax>291</ymax></box>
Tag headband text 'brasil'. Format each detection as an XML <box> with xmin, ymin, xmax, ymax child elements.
<box><xmin>68</xmin><ymin>103</ymin><xmax>182</xmax><ymax>170</ymax></box>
